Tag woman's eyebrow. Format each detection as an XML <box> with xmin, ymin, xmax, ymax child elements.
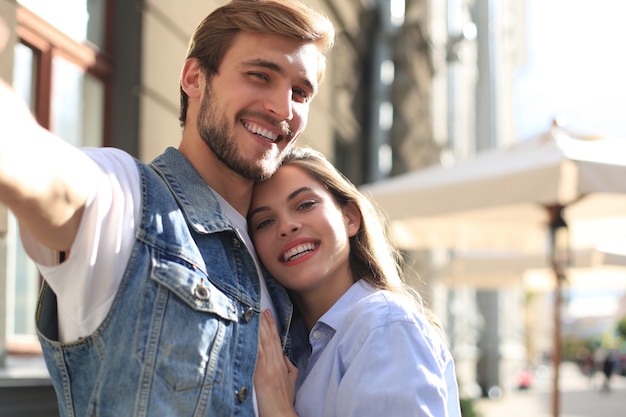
<box><xmin>287</xmin><ymin>187</ymin><xmax>312</xmax><ymax>201</ymax></box>
<box><xmin>248</xmin><ymin>187</ymin><xmax>312</xmax><ymax>221</ymax></box>
<box><xmin>248</xmin><ymin>205</ymin><xmax>269</xmax><ymax>221</ymax></box>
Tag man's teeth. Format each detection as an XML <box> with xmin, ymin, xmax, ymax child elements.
<box><xmin>282</xmin><ymin>243</ymin><xmax>316</xmax><ymax>262</ymax></box>
<box><xmin>245</xmin><ymin>122</ymin><xmax>279</xmax><ymax>142</ymax></box>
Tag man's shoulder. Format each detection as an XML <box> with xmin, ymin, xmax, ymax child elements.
<box><xmin>80</xmin><ymin>147</ymin><xmax>142</xmax><ymax>201</ymax></box>
<box><xmin>81</xmin><ymin>146</ymin><xmax>139</xmax><ymax>169</ymax></box>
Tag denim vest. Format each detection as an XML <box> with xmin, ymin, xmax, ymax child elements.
<box><xmin>36</xmin><ymin>147</ymin><xmax>293</xmax><ymax>417</ymax></box>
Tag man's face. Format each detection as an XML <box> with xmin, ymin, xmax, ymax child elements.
<box><xmin>197</xmin><ymin>32</ymin><xmax>321</xmax><ymax>181</ymax></box>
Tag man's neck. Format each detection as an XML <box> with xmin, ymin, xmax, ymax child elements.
<box><xmin>178</xmin><ymin>139</ymin><xmax>253</xmax><ymax>216</ymax></box>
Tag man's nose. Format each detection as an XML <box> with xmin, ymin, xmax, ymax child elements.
<box><xmin>265</xmin><ymin>88</ymin><xmax>293</xmax><ymax>121</ymax></box>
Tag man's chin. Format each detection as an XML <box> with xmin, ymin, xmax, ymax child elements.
<box><xmin>255</xmin><ymin>164</ymin><xmax>279</xmax><ymax>181</ymax></box>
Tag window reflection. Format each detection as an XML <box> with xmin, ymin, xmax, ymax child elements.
<box><xmin>18</xmin><ymin>0</ymin><xmax>106</xmax><ymax>48</ymax></box>
<box><xmin>12</xmin><ymin>43</ymin><xmax>36</xmax><ymax>112</ymax></box>
<box><xmin>6</xmin><ymin>214</ymin><xmax>39</xmax><ymax>336</ymax></box>
<box><xmin>52</xmin><ymin>57</ymin><xmax>104</xmax><ymax>147</ymax></box>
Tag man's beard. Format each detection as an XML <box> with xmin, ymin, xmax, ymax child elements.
<box><xmin>197</xmin><ymin>84</ymin><xmax>290</xmax><ymax>181</ymax></box>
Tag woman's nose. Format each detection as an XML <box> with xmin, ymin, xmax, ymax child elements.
<box><xmin>279</xmin><ymin>220</ymin><xmax>299</xmax><ymax>237</ymax></box>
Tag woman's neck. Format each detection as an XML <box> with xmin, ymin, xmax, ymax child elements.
<box><xmin>291</xmin><ymin>277</ymin><xmax>356</xmax><ymax>331</ymax></box>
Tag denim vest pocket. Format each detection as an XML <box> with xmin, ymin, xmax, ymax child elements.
<box><xmin>151</xmin><ymin>254</ymin><xmax>239</xmax><ymax>320</ymax></box>
<box><xmin>134</xmin><ymin>252</ymin><xmax>239</xmax><ymax>393</ymax></box>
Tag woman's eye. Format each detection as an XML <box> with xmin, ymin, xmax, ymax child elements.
<box><xmin>255</xmin><ymin>218</ymin><xmax>274</xmax><ymax>230</ymax></box>
<box><xmin>298</xmin><ymin>200</ymin><xmax>316</xmax><ymax>211</ymax></box>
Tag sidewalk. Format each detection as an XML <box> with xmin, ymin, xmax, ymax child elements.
<box><xmin>474</xmin><ymin>362</ymin><xmax>626</xmax><ymax>417</ymax></box>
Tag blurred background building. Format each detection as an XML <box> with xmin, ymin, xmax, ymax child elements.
<box><xmin>0</xmin><ymin>0</ymin><xmax>624</xmax><ymax>415</ymax></box>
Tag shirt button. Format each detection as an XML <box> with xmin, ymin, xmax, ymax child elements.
<box><xmin>243</xmin><ymin>307</ymin><xmax>255</xmax><ymax>323</ymax></box>
<box><xmin>312</xmin><ymin>330</ymin><xmax>322</xmax><ymax>339</ymax></box>
<box><xmin>236</xmin><ymin>386</ymin><xmax>249</xmax><ymax>403</ymax></box>
<box><xmin>232</xmin><ymin>238</ymin><xmax>241</xmax><ymax>248</ymax></box>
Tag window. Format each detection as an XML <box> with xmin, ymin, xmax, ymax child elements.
<box><xmin>6</xmin><ymin>0</ymin><xmax>112</xmax><ymax>352</ymax></box>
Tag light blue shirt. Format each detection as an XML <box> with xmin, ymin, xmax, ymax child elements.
<box><xmin>291</xmin><ymin>280</ymin><xmax>461</xmax><ymax>417</ymax></box>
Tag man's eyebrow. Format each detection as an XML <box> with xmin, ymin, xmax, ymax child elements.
<box><xmin>242</xmin><ymin>59</ymin><xmax>282</xmax><ymax>74</ymax></box>
<box><xmin>241</xmin><ymin>59</ymin><xmax>315</xmax><ymax>93</ymax></box>
<box><xmin>248</xmin><ymin>187</ymin><xmax>313</xmax><ymax>221</ymax></box>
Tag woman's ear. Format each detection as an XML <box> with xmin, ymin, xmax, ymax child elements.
<box><xmin>343</xmin><ymin>201</ymin><xmax>361</xmax><ymax>238</ymax></box>
<box><xmin>180</xmin><ymin>58</ymin><xmax>204</xmax><ymax>98</ymax></box>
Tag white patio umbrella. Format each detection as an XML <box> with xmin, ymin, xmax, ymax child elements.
<box><xmin>438</xmin><ymin>249</ymin><xmax>626</xmax><ymax>290</ymax></box>
<box><xmin>360</xmin><ymin>124</ymin><xmax>626</xmax><ymax>254</ymax></box>
<box><xmin>359</xmin><ymin>123</ymin><xmax>626</xmax><ymax>417</ymax></box>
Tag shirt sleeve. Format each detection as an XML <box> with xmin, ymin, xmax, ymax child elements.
<box><xmin>334</xmin><ymin>320</ymin><xmax>461</xmax><ymax>417</ymax></box>
<box><xmin>20</xmin><ymin>147</ymin><xmax>140</xmax><ymax>343</ymax></box>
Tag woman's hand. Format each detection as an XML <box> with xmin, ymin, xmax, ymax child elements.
<box><xmin>255</xmin><ymin>309</ymin><xmax>299</xmax><ymax>417</ymax></box>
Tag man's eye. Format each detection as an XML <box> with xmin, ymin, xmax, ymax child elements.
<box><xmin>293</xmin><ymin>88</ymin><xmax>310</xmax><ymax>102</ymax></box>
<box><xmin>250</xmin><ymin>72</ymin><xmax>269</xmax><ymax>81</ymax></box>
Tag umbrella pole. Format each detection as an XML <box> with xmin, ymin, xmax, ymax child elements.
<box><xmin>548</xmin><ymin>205</ymin><xmax>569</xmax><ymax>417</ymax></box>
<box><xmin>551</xmin><ymin>267</ymin><xmax>564</xmax><ymax>417</ymax></box>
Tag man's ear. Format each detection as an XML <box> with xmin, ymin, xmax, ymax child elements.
<box><xmin>180</xmin><ymin>58</ymin><xmax>204</xmax><ymax>98</ymax></box>
<box><xmin>343</xmin><ymin>201</ymin><xmax>361</xmax><ymax>238</ymax></box>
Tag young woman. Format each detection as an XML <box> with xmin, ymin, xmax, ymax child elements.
<box><xmin>249</xmin><ymin>147</ymin><xmax>461</xmax><ymax>417</ymax></box>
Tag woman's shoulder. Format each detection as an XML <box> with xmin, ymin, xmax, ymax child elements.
<box><xmin>341</xmin><ymin>282</ymin><xmax>451</xmax><ymax>360</ymax></box>
<box><xmin>348</xmin><ymin>281</ymin><xmax>428</xmax><ymax>328</ymax></box>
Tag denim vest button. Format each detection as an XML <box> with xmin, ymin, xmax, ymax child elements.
<box><xmin>236</xmin><ymin>386</ymin><xmax>249</xmax><ymax>403</ymax></box>
<box><xmin>243</xmin><ymin>307</ymin><xmax>254</xmax><ymax>323</ymax></box>
<box><xmin>193</xmin><ymin>283</ymin><xmax>210</xmax><ymax>300</ymax></box>
<box><xmin>232</xmin><ymin>238</ymin><xmax>241</xmax><ymax>248</ymax></box>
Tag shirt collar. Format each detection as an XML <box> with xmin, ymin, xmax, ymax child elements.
<box><xmin>317</xmin><ymin>279</ymin><xmax>375</xmax><ymax>332</ymax></box>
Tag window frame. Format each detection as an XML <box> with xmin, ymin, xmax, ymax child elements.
<box><xmin>15</xmin><ymin>4</ymin><xmax>113</xmax><ymax>143</ymax></box>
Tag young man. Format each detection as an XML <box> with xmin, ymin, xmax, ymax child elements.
<box><xmin>0</xmin><ymin>1</ymin><xmax>334</xmax><ymax>416</ymax></box>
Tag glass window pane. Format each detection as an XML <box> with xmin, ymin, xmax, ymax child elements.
<box><xmin>18</xmin><ymin>0</ymin><xmax>106</xmax><ymax>48</ymax></box>
<box><xmin>9</xmin><ymin>44</ymin><xmax>40</xmax><ymax>338</ymax></box>
<box><xmin>12</xmin><ymin>43</ymin><xmax>36</xmax><ymax>112</ymax></box>
<box><xmin>6</xmin><ymin>214</ymin><xmax>40</xmax><ymax>337</ymax></box>
<box><xmin>51</xmin><ymin>56</ymin><xmax>104</xmax><ymax>147</ymax></box>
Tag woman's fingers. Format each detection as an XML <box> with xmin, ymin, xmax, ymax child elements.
<box><xmin>255</xmin><ymin>310</ymin><xmax>298</xmax><ymax>416</ymax></box>
<box><xmin>257</xmin><ymin>310</ymin><xmax>287</xmax><ymax>377</ymax></box>
<box><xmin>284</xmin><ymin>354</ymin><xmax>298</xmax><ymax>399</ymax></box>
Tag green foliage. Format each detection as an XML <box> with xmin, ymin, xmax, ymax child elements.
<box><xmin>617</xmin><ymin>316</ymin><xmax>626</xmax><ymax>340</ymax></box>
<box><xmin>562</xmin><ymin>336</ymin><xmax>601</xmax><ymax>361</ymax></box>
<box><xmin>460</xmin><ymin>397</ymin><xmax>482</xmax><ymax>417</ymax></box>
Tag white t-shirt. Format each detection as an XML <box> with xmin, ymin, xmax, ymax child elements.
<box><xmin>21</xmin><ymin>147</ymin><xmax>276</xmax><ymax>342</ymax></box>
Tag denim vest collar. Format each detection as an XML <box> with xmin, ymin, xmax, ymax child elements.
<box><xmin>150</xmin><ymin>147</ymin><xmax>232</xmax><ymax>234</ymax></box>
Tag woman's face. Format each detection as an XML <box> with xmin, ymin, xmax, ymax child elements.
<box><xmin>249</xmin><ymin>165</ymin><xmax>360</xmax><ymax>297</ymax></box>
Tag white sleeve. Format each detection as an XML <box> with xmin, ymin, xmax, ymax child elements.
<box><xmin>21</xmin><ymin>147</ymin><xmax>140</xmax><ymax>343</ymax></box>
